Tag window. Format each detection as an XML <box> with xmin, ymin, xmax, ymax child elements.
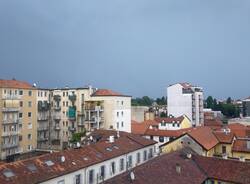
<box><xmin>66</xmin><ymin>101</ymin><xmax>68</xmax><ymax>107</ymax></box>
<box><xmin>57</xmin><ymin>180</ymin><xmax>65</xmax><ymax>184</ymax></box>
<box><xmin>111</xmin><ymin>162</ymin><xmax>116</xmax><ymax>175</ymax></box>
<box><xmin>148</xmin><ymin>148</ymin><xmax>153</xmax><ymax>159</ymax></box>
<box><xmin>45</xmin><ymin>92</ymin><xmax>47</xmax><ymax>97</ymax></box>
<box><xmin>121</xmin><ymin>121</ymin><xmax>124</xmax><ymax>127</ymax></box>
<box><xmin>222</xmin><ymin>145</ymin><xmax>227</xmax><ymax>154</ymax></box>
<box><xmin>100</xmin><ymin>165</ymin><xmax>105</xmax><ymax>180</ymax></box>
<box><xmin>89</xmin><ymin>170</ymin><xmax>94</xmax><ymax>184</ymax></box>
<box><xmin>159</xmin><ymin>136</ymin><xmax>164</xmax><ymax>143</ymax></box>
<box><xmin>28</xmin><ymin>145</ymin><xmax>32</xmax><ymax>151</ymax></box>
<box><xmin>120</xmin><ymin>158</ymin><xmax>124</xmax><ymax>171</ymax></box>
<box><xmin>63</xmin><ymin>101</ymin><xmax>65</xmax><ymax>106</ymax></box>
<box><xmin>150</xmin><ymin>135</ymin><xmax>153</xmax><ymax>140</ymax></box>
<box><xmin>63</xmin><ymin>92</ymin><xmax>65</xmax><ymax>97</ymax></box>
<box><xmin>19</xmin><ymin>113</ymin><xmax>23</xmax><ymax>118</ymax></box>
<box><xmin>75</xmin><ymin>174</ymin><xmax>81</xmax><ymax>184</ymax></box>
<box><xmin>28</xmin><ymin>91</ymin><xmax>32</xmax><ymax>96</ymax></box>
<box><xmin>28</xmin><ymin>123</ymin><xmax>32</xmax><ymax>129</ymax></box>
<box><xmin>117</xmin><ymin>122</ymin><xmax>119</xmax><ymax>129</ymax></box>
<box><xmin>121</xmin><ymin>111</ymin><xmax>124</xmax><ymax>116</ymax></box>
<box><xmin>137</xmin><ymin>152</ymin><xmax>141</xmax><ymax>164</ymax></box>
<box><xmin>143</xmin><ymin>150</ymin><xmax>147</xmax><ymax>161</ymax></box>
<box><xmin>177</xmin><ymin>124</ymin><xmax>180</xmax><ymax>127</ymax></box>
<box><xmin>19</xmin><ymin>101</ymin><xmax>23</xmax><ymax>107</ymax></box>
<box><xmin>28</xmin><ymin>134</ymin><xmax>32</xmax><ymax>140</ymax></box>
<box><xmin>19</xmin><ymin>90</ymin><xmax>23</xmax><ymax>95</ymax></box>
<box><xmin>28</xmin><ymin>101</ymin><xmax>32</xmax><ymax>107</ymax></box>
<box><xmin>128</xmin><ymin>155</ymin><xmax>133</xmax><ymax>168</ymax></box>
<box><xmin>121</xmin><ymin>101</ymin><xmax>124</xmax><ymax>105</ymax></box>
<box><xmin>28</xmin><ymin>112</ymin><xmax>32</xmax><ymax>117</ymax></box>
<box><xmin>117</xmin><ymin>112</ymin><xmax>119</xmax><ymax>117</ymax></box>
<box><xmin>19</xmin><ymin>135</ymin><xmax>22</xmax><ymax>141</ymax></box>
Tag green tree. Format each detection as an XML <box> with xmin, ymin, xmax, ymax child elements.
<box><xmin>206</xmin><ymin>96</ymin><xmax>214</xmax><ymax>109</ymax></box>
<box><xmin>70</xmin><ymin>131</ymin><xmax>86</xmax><ymax>143</ymax></box>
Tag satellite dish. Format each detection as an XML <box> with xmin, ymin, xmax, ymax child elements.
<box><xmin>33</xmin><ymin>83</ymin><xmax>37</xmax><ymax>87</ymax></box>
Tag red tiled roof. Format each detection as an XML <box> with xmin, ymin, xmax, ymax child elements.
<box><xmin>194</xmin><ymin>154</ymin><xmax>250</xmax><ymax>184</ymax></box>
<box><xmin>91</xmin><ymin>89</ymin><xmax>130</xmax><ymax>97</ymax></box>
<box><xmin>188</xmin><ymin>127</ymin><xmax>219</xmax><ymax>151</ymax></box>
<box><xmin>232</xmin><ymin>139</ymin><xmax>250</xmax><ymax>153</ymax></box>
<box><xmin>105</xmin><ymin>149</ymin><xmax>250</xmax><ymax>184</ymax></box>
<box><xmin>0</xmin><ymin>130</ymin><xmax>155</xmax><ymax>184</ymax></box>
<box><xmin>213</xmin><ymin>131</ymin><xmax>234</xmax><ymax>144</ymax></box>
<box><xmin>0</xmin><ymin>79</ymin><xmax>34</xmax><ymax>89</ymax></box>
<box><xmin>227</xmin><ymin>123</ymin><xmax>250</xmax><ymax>138</ymax></box>
<box><xmin>104</xmin><ymin>150</ymin><xmax>207</xmax><ymax>184</ymax></box>
<box><xmin>144</xmin><ymin>128</ymin><xmax>193</xmax><ymax>138</ymax></box>
<box><xmin>131</xmin><ymin>122</ymin><xmax>150</xmax><ymax>135</ymax></box>
<box><xmin>204</xmin><ymin>119</ymin><xmax>223</xmax><ymax>129</ymax></box>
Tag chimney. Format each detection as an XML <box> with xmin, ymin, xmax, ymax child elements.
<box><xmin>176</xmin><ymin>163</ymin><xmax>181</xmax><ymax>174</ymax></box>
<box><xmin>109</xmin><ymin>135</ymin><xmax>115</xmax><ymax>143</ymax></box>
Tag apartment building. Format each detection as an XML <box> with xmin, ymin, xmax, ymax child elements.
<box><xmin>0</xmin><ymin>130</ymin><xmax>156</xmax><ymax>184</ymax></box>
<box><xmin>90</xmin><ymin>89</ymin><xmax>132</xmax><ymax>133</ymax></box>
<box><xmin>0</xmin><ymin>79</ymin><xmax>37</xmax><ymax>160</ymax></box>
<box><xmin>243</xmin><ymin>97</ymin><xmax>250</xmax><ymax>117</ymax></box>
<box><xmin>167</xmin><ymin>83</ymin><xmax>204</xmax><ymax>126</ymax></box>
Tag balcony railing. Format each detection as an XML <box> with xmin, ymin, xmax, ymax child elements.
<box><xmin>53</xmin><ymin>115</ymin><xmax>61</xmax><ymax>121</ymax></box>
<box><xmin>37</xmin><ymin>126</ymin><xmax>49</xmax><ymax>131</ymax></box>
<box><xmin>54</xmin><ymin>106</ymin><xmax>61</xmax><ymax>111</ymax></box>
<box><xmin>68</xmin><ymin>127</ymin><xmax>76</xmax><ymax>132</ymax></box>
<box><xmin>1</xmin><ymin>142</ymin><xmax>19</xmax><ymax>149</ymax></box>
<box><xmin>2</xmin><ymin>94</ymin><xmax>20</xmax><ymax>100</ymax></box>
<box><xmin>54</xmin><ymin>125</ymin><xmax>61</xmax><ymax>131</ymax></box>
<box><xmin>2</xmin><ymin>107</ymin><xmax>20</xmax><ymax>112</ymax></box>
<box><xmin>38</xmin><ymin>115</ymin><xmax>49</xmax><ymax>121</ymax></box>
<box><xmin>37</xmin><ymin>137</ymin><xmax>49</xmax><ymax>142</ymax></box>
<box><xmin>2</xmin><ymin>119</ymin><xmax>19</xmax><ymax>125</ymax></box>
<box><xmin>2</xmin><ymin>131</ymin><xmax>20</xmax><ymax>137</ymax></box>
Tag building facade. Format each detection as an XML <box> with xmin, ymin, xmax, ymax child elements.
<box><xmin>167</xmin><ymin>83</ymin><xmax>204</xmax><ymax>126</ymax></box>
<box><xmin>0</xmin><ymin>80</ymin><xmax>37</xmax><ymax>160</ymax></box>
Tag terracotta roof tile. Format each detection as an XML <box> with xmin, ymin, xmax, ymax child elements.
<box><xmin>0</xmin><ymin>130</ymin><xmax>155</xmax><ymax>184</ymax></box>
<box><xmin>188</xmin><ymin>127</ymin><xmax>219</xmax><ymax>150</ymax></box>
<box><xmin>232</xmin><ymin>139</ymin><xmax>250</xmax><ymax>153</ymax></box>
<box><xmin>155</xmin><ymin>116</ymin><xmax>184</xmax><ymax>124</ymax></box>
<box><xmin>144</xmin><ymin>128</ymin><xmax>193</xmax><ymax>138</ymax></box>
<box><xmin>0</xmin><ymin>79</ymin><xmax>34</xmax><ymax>89</ymax></box>
<box><xmin>213</xmin><ymin>131</ymin><xmax>234</xmax><ymax>144</ymax></box>
<box><xmin>91</xmin><ymin>89</ymin><xmax>130</xmax><ymax>97</ymax></box>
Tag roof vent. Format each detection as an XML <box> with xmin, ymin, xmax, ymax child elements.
<box><xmin>109</xmin><ymin>135</ymin><xmax>115</xmax><ymax>143</ymax></box>
<box><xmin>61</xmin><ymin>156</ymin><xmax>65</xmax><ymax>163</ymax></box>
<box><xmin>186</xmin><ymin>153</ymin><xmax>192</xmax><ymax>159</ymax></box>
<box><xmin>130</xmin><ymin>171</ymin><xmax>135</xmax><ymax>182</ymax></box>
<box><xmin>176</xmin><ymin>163</ymin><xmax>181</xmax><ymax>174</ymax></box>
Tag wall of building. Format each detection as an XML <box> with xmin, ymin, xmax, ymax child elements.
<box><xmin>40</xmin><ymin>145</ymin><xmax>155</xmax><ymax>184</ymax></box>
<box><xmin>167</xmin><ymin>84</ymin><xmax>193</xmax><ymax>124</ymax></box>
<box><xmin>232</xmin><ymin>151</ymin><xmax>250</xmax><ymax>160</ymax></box>
<box><xmin>131</xmin><ymin>106</ymin><xmax>149</xmax><ymax>122</ymax></box>
<box><xmin>214</xmin><ymin>143</ymin><xmax>233</xmax><ymax>157</ymax></box>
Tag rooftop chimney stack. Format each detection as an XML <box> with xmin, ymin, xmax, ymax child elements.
<box><xmin>176</xmin><ymin>163</ymin><xmax>181</xmax><ymax>174</ymax></box>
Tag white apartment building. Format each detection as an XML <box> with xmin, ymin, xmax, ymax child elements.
<box><xmin>167</xmin><ymin>83</ymin><xmax>204</xmax><ymax>126</ymax></box>
<box><xmin>0</xmin><ymin>130</ymin><xmax>156</xmax><ymax>184</ymax></box>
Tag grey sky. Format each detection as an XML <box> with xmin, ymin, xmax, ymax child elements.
<box><xmin>0</xmin><ymin>0</ymin><xmax>250</xmax><ymax>99</ymax></box>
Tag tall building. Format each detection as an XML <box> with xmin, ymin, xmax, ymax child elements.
<box><xmin>243</xmin><ymin>97</ymin><xmax>250</xmax><ymax>117</ymax></box>
<box><xmin>167</xmin><ymin>83</ymin><xmax>204</xmax><ymax>126</ymax></box>
<box><xmin>0</xmin><ymin>79</ymin><xmax>37</xmax><ymax>160</ymax></box>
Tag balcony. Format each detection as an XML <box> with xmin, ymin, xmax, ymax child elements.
<box><xmin>67</xmin><ymin>106</ymin><xmax>76</xmax><ymax>120</ymax></box>
<box><xmin>1</xmin><ymin>142</ymin><xmax>19</xmax><ymax>149</ymax></box>
<box><xmin>78</xmin><ymin>122</ymin><xmax>85</xmax><ymax>127</ymax></box>
<box><xmin>2</xmin><ymin>107</ymin><xmax>20</xmax><ymax>112</ymax></box>
<box><xmin>54</xmin><ymin>125</ymin><xmax>61</xmax><ymax>131</ymax></box>
<box><xmin>2</xmin><ymin>131</ymin><xmax>20</xmax><ymax>137</ymax></box>
<box><xmin>37</xmin><ymin>137</ymin><xmax>49</xmax><ymax>142</ymax></box>
<box><xmin>37</xmin><ymin>126</ymin><xmax>49</xmax><ymax>132</ymax></box>
<box><xmin>54</xmin><ymin>106</ymin><xmax>61</xmax><ymax>111</ymax></box>
<box><xmin>85</xmin><ymin>105</ymin><xmax>104</xmax><ymax>112</ymax></box>
<box><xmin>38</xmin><ymin>115</ymin><xmax>49</xmax><ymax>121</ymax></box>
<box><xmin>68</xmin><ymin>127</ymin><xmax>76</xmax><ymax>132</ymax></box>
<box><xmin>2</xmin><ymin>94</ymin><xmax>20</xmax><ymax>100</ymax></box>
<box><xmin>2</xmin><ymin>119</ymin><xmax>19</xmax><ymax>125</ymax></box>
<box><xmin>53</xmin><ymin>115</ymin><xmax>61</xmax><ymax>121</ymax></box>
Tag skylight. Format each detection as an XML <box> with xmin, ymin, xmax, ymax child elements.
<box><xmin>45</xmin><ymin>160</ymin><xmax>54</xmax><ymax>166</ymax></box>
<box><xmin>113</xmin><ymin>145</ymin><xmax>119</xmax><ymax>150</ymax></box>
<box><xmin>27</xmin><ymin>164</ymin><xmax>37</xmax><ymax>172</ymax></box>
<box><xmin>3</xmin><ymin>169</ymin><xmax>15</xmax><ymax>178</ymax></box>
<box><xmin>106</xmin><ymin>147</ymin><xmax>112</xmax><ymax>152</ymax></box>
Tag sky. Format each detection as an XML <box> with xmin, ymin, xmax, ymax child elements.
<box><xmin>0</xmin><ymin>0</ymin><xmax>250</xmax><ymax>99</ymax></box>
